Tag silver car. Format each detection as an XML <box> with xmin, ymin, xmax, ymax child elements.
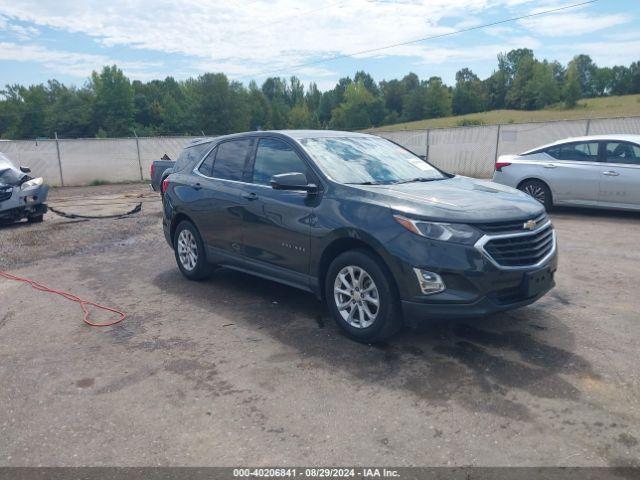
<box><xmin>492</xmin><ymin>135</ymin><xmax>640</xmax><ymax>211</ymax></box>
<box><xmin>0</xmin><ymin>152</ymin><xmax>49</xmax><ymax>225</ymax></box>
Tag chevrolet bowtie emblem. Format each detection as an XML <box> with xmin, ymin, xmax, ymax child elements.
<box><xmin>523</xmin><ymin>220</ymin><xmax>537</xmax><ymax>230</ymax></box>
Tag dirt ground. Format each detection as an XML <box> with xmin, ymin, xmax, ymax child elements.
<box><xmin>1</xmin><ymin>183</ymin><xmax>639</xmax><ymax>467</ymax></box>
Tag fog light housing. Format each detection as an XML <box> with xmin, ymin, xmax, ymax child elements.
<box><xmin>413</xmin><ymin>268</ymin><xmax>446</xmax><ymax>295</ymax></box>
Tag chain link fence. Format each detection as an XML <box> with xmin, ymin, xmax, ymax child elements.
<box><xmin>0</xmin><ymin>136</ymin><xmax>199</xmax><ymax>187</ymax></box>
<box><xmin>376</xmin><ymin>115</ymin><xmax>640</xmax><ymax>178</ymax></box>
<box><xmin>0</xmin><ymin>115</ymin><xmax>639</xmax><ymax>186</ymax></box>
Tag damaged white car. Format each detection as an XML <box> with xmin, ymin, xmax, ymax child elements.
<box><xmin>0</xmin><ymin>152</ymin><xmax>49</xmax><ymax>225</ymax></box>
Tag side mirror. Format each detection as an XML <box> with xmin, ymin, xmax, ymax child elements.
<box><xmin>270</xmin><ymin>172</ymin><xmax>318</xmax><ymax>194</ymax></box>
<box><xmin>20</xmin><ymin>166</ymin><xmax>31</xmax><ymax>174</ymax></box>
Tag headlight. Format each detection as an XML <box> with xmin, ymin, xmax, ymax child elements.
<box><xmin>20</xmin><ymin>177</ymin><xmax>43</xmax><ymax>191</ymax></box>
<box><xmin>394</xmin><ymin>214</ymin><xmax>482</xmax><ymax>245</ymax></box>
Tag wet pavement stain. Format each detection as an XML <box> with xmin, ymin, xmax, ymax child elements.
<box><xmin>75</xmin><ymin>377</ymin><xmax>94</xmax><ymax>388</ymax></box>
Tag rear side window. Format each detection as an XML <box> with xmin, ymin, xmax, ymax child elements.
<box><xmin>546</xmin><ymin>142</ymin><xmax>599</xmax><ymax>162</ymax></box>
<box><xmin>604</xmin><ymin>142</ymin><xmax>640</xmax><ymax>165</ymax></box>
<box><xmin>198</xmin><ymin>147</ymin><xmax>216</xmax><ymax>176</ymax></box>
<box><xmin>252</xmin><ymin>138</ymin><xmax>310</xmax><ymax>185</ymax></box>
<box><xmin>212</xmin><ymin>139</ymin><xmax>253</xmax><ymax>181</ymax></box>
<box><xmin>174</xmin><ymin>141</ymin><xmax>212</xmax><ymax>172</ymax></box>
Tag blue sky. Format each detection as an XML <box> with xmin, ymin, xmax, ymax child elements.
<box><xmin>0</xmin><ymin>0</ymin><xmax>637</xmax><ymax>91</ymax></box>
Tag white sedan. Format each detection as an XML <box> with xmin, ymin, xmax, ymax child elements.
<box><xmin>492</xmin><ymin>134</ymin><xmax>640</xmax><ymax>211</ymax></box>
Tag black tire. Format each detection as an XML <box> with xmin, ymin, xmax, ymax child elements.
<box><xmin>173</xmin><ymin>220</ymin><xmax>214</xmax><ymax>281</ymax></box>
<box><xmin>325</xmin><ymin>249</ymin><xmax>402</xmax><ymax>343</ymax></box>
<box><xmin>28</xmin><ymin>214</ymin><xmax>44</xmax><ymax>223</ymax></box>
<box><xmin>518</xmin><ymin>179</ymin><xmax>553</xmax><ymax>211</ymax></box>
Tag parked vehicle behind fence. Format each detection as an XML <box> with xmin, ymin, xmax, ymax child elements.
<box><xmin>0</xmin><ymin>153</ymin><xmax>49</xmax><ymax>225</ymax></box>
<box><xmin>162</xmin><ymin>130</ymin><xmax>557</xmax><ymax>342</ymax></box>
<box><xmin>492</xmin><ymin>134</ymin><xmax>640</xmax><ymax>211</ymax></box>
<box><xmin>150</xmin><ymin>154</ymin><xmax>175</xmax><ymax>193</ymax></box>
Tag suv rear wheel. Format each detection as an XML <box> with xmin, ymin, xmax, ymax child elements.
<box><xmin>325</xmin><ymin>249</ymin><xmax>402</xmax><ymax>343</ymax></box>
<box><xmin>173</xmin><ymin>220</ymin><xmax>214</xmax><ymax>280</ymax></box>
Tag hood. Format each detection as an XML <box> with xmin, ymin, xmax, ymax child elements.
<box><xmin>0</xmin><ymin>166</ymin><xmax>26</xmax><ymax>186</ymax></box>
<box><xmin>350</xmin><ymin>175</ymin><xmax>544</xmax><ymax>223</ymax></box>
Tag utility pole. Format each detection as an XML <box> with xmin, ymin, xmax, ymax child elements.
<box><xmin>133</xmin><ymin>130</ymin><xmax>144</xmax><ymax>181</ymax></box>
<box><xmin>54</xmin><ymin>132</ymin><xmax>64</xmax><ymax>186</ymax></box>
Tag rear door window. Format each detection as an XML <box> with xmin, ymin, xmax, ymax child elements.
<box><xmin>252</xmin><ymin>138</ymin><xmax>310</xmax><ymax>185</ymax></box>
<box><xmin>546</xmin><ymin>142</ymin><xmax>599</xmax><ymax>162</ymax></box>
<box><xmin>198</xmin><ymin>147</ymin><xmax>216</xmax><ymax>176</ymax></box>
<box><xmin>604</xmin><ymin>142</ymin><xmax>640</xmax><ymax>165</ymax></box>
<box><xmin>211</xmin><ymin>139</ymin><xmax>253</xmax><ymax>181</ymax></box>
<box><xmin>174</xmin><ymin>141</ymin><xmax>212</xmax><ymax>172</ymax></box>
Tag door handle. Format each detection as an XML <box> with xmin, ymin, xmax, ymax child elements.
<box><xmin>193</xmin><ymin>182</ymin><xmax>202</xmax><ymax>190</ymax></box>
<box><xmin>242</xmin><ymin>192</ymin><xmax>259</xmax><ymax>201</ymax></box>
<box><xmin>544</xmin><ymin>163</ymin><xmax>557</xmax><ymax>169</ymax></box>
<box><xmin>603</xmin><ymin>171</ymin><xmax>620</xmax><ymax>176</ymax></box>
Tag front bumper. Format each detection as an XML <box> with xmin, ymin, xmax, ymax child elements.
<box><xmin>401</xmin><ymin>266</ymin><xmax>556</xmax><ymax>327</ymax></box>
<box><xmin>384</xmin><ymin>227</ymin><xmax>558</xmax><ymax>326</ymax></box>
<box><xmin>0</xmin><ymin>184</ymin><xmax>49</xmax><ymax>221</ymax></box>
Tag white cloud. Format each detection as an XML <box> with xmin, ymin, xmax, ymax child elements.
<box><xmin>408</xmin><ymin>36</ymin><xmax>542</xmax><ymax>65</ymax></box>
<box><xmin>0</xmin><ymin>0</ymin><xmax>635</xmax><ymax>85</ymax></box>
<box><xmin>518</xmin><ymin>12</ymin><xmax>630</xmax><ymax>37</ymax></box>
<box><xmin>0</xmin><ymin>0</ymin><xmax>496</xmax><ymax>81</ymax></box>
<box><xmin>547</xmin><ymin>39</ymin><xmax>640</xmax><ymax>67</ymax></box>
<box><xmin>0</xmin><ymin>14</ymin><xmax>39</xmax><ymax>40</ymax></box>
<box><xmin>0</xmin><ymin>42</ymin><xmax>163</xmax><ymax>79</ymax></box>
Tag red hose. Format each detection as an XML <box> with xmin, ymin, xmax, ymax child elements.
<box><xmin>0</xmin><ymin>271</ymin><xmax>126</xmax><ymax>327</ymax></box>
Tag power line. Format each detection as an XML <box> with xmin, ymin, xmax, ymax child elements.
<box><xmin>242</xmin><ymin>0</ymin><xmax>599</xmax><ymax>80</ymax></box>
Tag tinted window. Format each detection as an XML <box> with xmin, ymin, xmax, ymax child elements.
<box><xmin>546</xmin><ymin>142</ymin><xmax>599</xmax><ymax>162</ymax></box>
<box><xmin>212</xmin><ymin>139</ymin><xmax>253</xmax><ymax>181</ymax></box>
<box><xmin>174</xmin><ymin>141</ymin><xmax>212</xmax><ymax>172</ymax></box>
<box><xmin>198</xmin><ymin>148</ymin><xmax>216</xmax><ymax>176</ymax></box>
<box><xmin>252</xmin><ymin>138</ymin><xmax>309</xmax><ymax>185</ymax></box>
<box><xmin>604</xmin><ymin>142</ymin><xmax>640</xmax><ymax>165</ymax></box>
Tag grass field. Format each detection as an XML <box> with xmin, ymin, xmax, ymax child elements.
<box><xmin>368</xmin><ymin>94</ymin><xmax>640</xmax><ymax>132</ymax></box>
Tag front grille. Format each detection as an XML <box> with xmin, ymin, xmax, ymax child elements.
<box><xmin>483</xmin><ymin>224</ymin><xmax>554</xmax><ymax>267</ymax></box>
<box><xmin>0</xmin><ymin>186</ymin><xmax>12</xmax><ymax>202</ymax></box>
<box><xmin>475</xmin><ymin>212</ymin><xmax>548</xmax><ymax>234</ymax></box>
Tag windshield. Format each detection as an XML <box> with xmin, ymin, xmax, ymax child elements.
<box><xmin>298</xmin><ymin>136</ymin><xmax>446</xmax><ymax>185</ymax></box>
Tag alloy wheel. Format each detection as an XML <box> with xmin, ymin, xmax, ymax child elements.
<box><xmin>333</xmin><ymin>265</ymin><xmax>380</xmax><ymax>328</ymax></box>
<box><xmin>177</xmin><ymin>229</ymin><xmax>198</xmax><ymax>271</ymax></box>
<box><xmin>523</xmin><ymin>184</ymin><xmax>546</xmax><ymax>204</ymax></box>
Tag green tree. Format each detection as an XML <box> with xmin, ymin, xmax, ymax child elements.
<box><xmin>483</xmin><ymin>69</ymin><xmax>509</xmax><ymax>110</ymax></box>
<box><xmin>380</xmin><ymin>79</ymin><xmax>404</xmax><ymax>115</ymax></box>
<box><xmin>572</xmin><ymin>54</ymin><xmax>598</xmax><ymax>97</ymax></box>
<box><xmin>452</xmin><ymin>68</ymin><xmax>486</xmax><ymax>115</ymax></box>
<box><xmin>91</xmin><ymin>65</ymin><xmax>135</xmax><ymax>137</ymax></box>
<box><xmin>46</xmin><ymin>81</ymin><xmax>94</xmax><ymax>138</ymax></box>
<box><xmin>563</xmin><ymin>62</ymin><xmax>581</xmax><ymax>108</ymax></box>
<box><xmin>424</xmin><ymin>77</ymin><xmax>452</xmax><ymax>118</ymax></box>
<box><xmin>329</xmin><ymin>81</ymin><xmax>385</xmax><ymax>130</ymax></box>
<box><xmin>288</xmin><ymin>103</ymin><xmax>313</xmax><ymax>128</ymax></box>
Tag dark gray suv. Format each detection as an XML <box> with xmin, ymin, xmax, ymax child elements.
<box><xmin>162</xmin><ymin>130</ymin><xmax>557</xmax><ymax>342</ymax></box>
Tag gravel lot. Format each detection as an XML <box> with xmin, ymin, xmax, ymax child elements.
<box><xmin>1</xmin><ymin>183</ymin><xmax>639</xmax><ymax>467</ymax></box>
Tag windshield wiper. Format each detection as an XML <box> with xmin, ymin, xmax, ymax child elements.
<box><xmin>345</xmin><ymin>181</ymin><xmax>386</xmax><ymax>185</ymax></box>
<box><xmin>393</xmin><ymin>177</ymin><xmax>442</xmax><ymax>184</ymax></box>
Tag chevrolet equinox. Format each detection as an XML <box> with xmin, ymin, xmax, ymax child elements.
<box><xmin>162</xmin><ymin>130</ymin><xmax>557</xmax><ymax>342</ymax></box>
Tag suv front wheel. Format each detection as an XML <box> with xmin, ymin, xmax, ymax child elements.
<box><xmin>325</xmin><ymin>249</ymin><xmax>402</xmax><ymax>343</ymax></box>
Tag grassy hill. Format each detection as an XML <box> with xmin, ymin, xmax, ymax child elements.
<box><xmin>368</xmin><ymin>94</ymin><xmax>640</xmax><ymax>132</ymax></box>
